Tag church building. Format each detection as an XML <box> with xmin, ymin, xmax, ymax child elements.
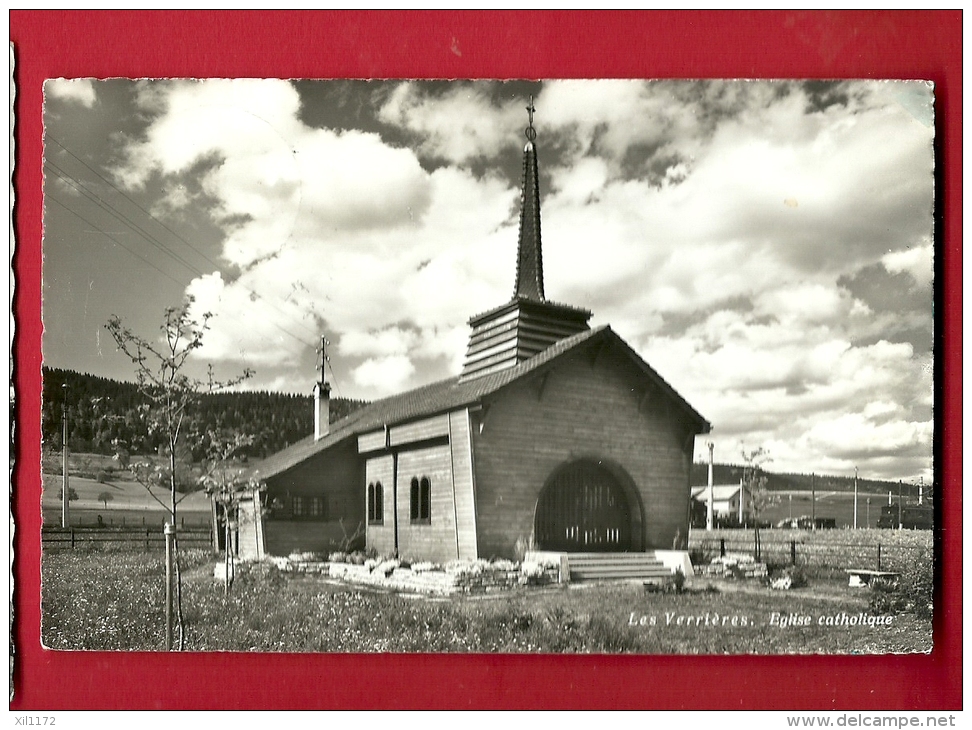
<box><xmin>249</xmin><ymin>103</ymin><xmax>711</xmax><ymax>566</ymax></box>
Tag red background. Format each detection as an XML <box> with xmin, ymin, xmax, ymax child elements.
<box><xmin>9</xmin><ymin>11</ymin><xmax>962</xmax><ymax>710</ymax></box>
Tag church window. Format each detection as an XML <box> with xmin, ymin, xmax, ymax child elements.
<box><xmin>368</xmin><ymin>481</ymin><xmax>384</xmax><ymax>524</ymax></box>
<box><xmin>410</xmin><ymin>476</ymin><xmax>431</xmax><ymax>523</ymax></box>
<box><xmin>291</xmin><ymin>495</ymin><xmax>326</xmax><ymax>521</ymax></box>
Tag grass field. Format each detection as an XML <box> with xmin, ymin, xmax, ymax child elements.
<box><xmin>40</xmin><ymin>473</ymin><xmax>213</xmax><ymax>527</ymax></box>
<box><xmin>745</xmin><ymin>490</ymin><xmax>921</xmax><ymax>528</ymax></box>
<box><xmin>40</xmin><ymin>548</ymin><xmax>932</xmax><ymax>654</ymax></box>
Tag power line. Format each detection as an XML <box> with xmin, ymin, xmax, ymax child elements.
<box><xmin>47</xmin><ymin>135</ymin><xmax>322</xmax><ymax>342</ymax></box>
<box><xmin>45</xmin><ymin>161</ymin><xmax>205</xmax><ymax>277</ymax></box>
<box><xmin>47</xmin><ymin>192</ymin><xmax>319</xmax><ymax>352</ymax></box>
<box><xmin>48</xmin><ymin>135</ymin><xmax>227</xmax><ymax>274</ymax></box>
<box><xmin>45</xmin><ymin>143</ymin><xmax>324</xmax><ymax>351</ymax></box>
<box><xmin>47</xmin><ymin>196</ymin><xmax>188</xmax><ymax>288</ymax></box>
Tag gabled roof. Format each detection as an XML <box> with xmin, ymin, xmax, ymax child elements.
<box><xmin>692</xmin><ymin>485</ymin><xmax>744</xmax><ymax>501</ymax></box>
<box><xmin>253</xmin><ymin>325</ymin><xmax>710</xmax><ymax>481</ymax></box>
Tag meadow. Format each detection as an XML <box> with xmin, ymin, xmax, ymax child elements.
<box><xmin>41</xmin><ymin>547</ymin><xmax>932</xmax><ymax>654</ymax></box>
<box><xmin>40</xmin><ymin>472</ymin><xmax>213</xmax><ymax>528</ymax></box>
<box><xmin>758</xmin><ymin>489</ymin><xmax>917</xmax><ymax>528</ymax></box>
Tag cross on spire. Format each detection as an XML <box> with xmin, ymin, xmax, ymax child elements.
<box><xmin>525</xmin><ymin>95</ymin><xmax>537</xmax><ymax>142</ymax></box>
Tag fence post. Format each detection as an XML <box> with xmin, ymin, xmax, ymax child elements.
<box><xmin>145</xmin><ymin>529</ymin><xmax>150</xmax><ymax>550</ymax></box>
<box><xmin>791</xmin><ymin>540</ymin><xmax>796</xmax><ymax>566</ymax></box>
<box><xmin>720</xmin><ymin>538</ymin><xmax>725</xmax><ymax>557</ymax></box>
<box><xmin>877</xmin><ymin>543</ymin><xmax>882</xmax><ymax>571</ymax></box>
<box><xmin>70</xmin><ymin>528</ymin><xmax>75</xmax><ymax>549</ymax></box>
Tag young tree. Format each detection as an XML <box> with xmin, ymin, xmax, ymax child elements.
<box><xmin>741</xmin><ymin>447</ymin><xmax>775</xmax><ymax>563</ymax></box>
<box><xmin>96</xmin><ymin>491</ymin><xmax>114</xmax><ymax>509</ymax></box>
<box><xmin>106</xmin><ymin>298</ymin><xmax>252</xmax><ymax>648</ymax></box>
<box><xmin>106</xmin><ymin>300</ymin><xmax>253</xmax><ymax>519</ymax></box>
<box><xmin>198</xmin><ymin>426</ymin><xmax>264</xmax><ymax>595</ymax></box>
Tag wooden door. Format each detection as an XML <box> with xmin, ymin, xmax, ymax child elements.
<box><xmin>534</xmin><ymin>461</ymin><xmax>631</xmax><ymax>552</ymax></box>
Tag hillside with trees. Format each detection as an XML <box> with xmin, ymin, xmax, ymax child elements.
<box><xmin>40</xmin><ymin>367</ymin><xmax>923</xmax><ymax>498</ymax></box>
<box><xmin>690</xmin><ymin>461</ymin><xmax>922</xmax><ymax>499</ymax></box>
<box><xmin>41</xmin><ymin>367</ymin><xmax>366</xmax><ymax>459</ymax></box>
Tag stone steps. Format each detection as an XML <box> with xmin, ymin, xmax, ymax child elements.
<box><xmin>567</xmin><ymin>552</ymin><xmax>673</xmax><ymax>581</ymax></box>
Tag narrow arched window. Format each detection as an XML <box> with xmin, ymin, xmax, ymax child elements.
<box><xmin>410</xmin><ymin>476</ymin><xmax>430</xmax><ymax>523</ymax></box>
<box><xmin>368</xmin><ymin>481</ymin><xmax>383</xmax><ymax>525</ymax></box>
<box><xmin>409</xmin><ymin>477</ymin><xmax>420</xmax><ymax>521</ymax></box>
<box><xmin>419</xmin><ymin>477</ymin><xmax>431</xmax><ymax>522</ymax></box>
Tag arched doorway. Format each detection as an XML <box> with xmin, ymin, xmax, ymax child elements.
<box><xmin>534</xmin><ymin>460</ymin><xmax>636</xmax><ymax>552</ymax></box>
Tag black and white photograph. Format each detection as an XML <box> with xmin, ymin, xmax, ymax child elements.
<box><xmin>39</xmin><ymin>78</ymin><xmax>935</xmax><ymax>655</ymax></box>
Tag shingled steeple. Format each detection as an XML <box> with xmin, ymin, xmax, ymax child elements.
<box><xmin>514</xmin><ymin>98</ymin><xmax>544</xmax><ymax>301</ymax></box>
<box><xmin>460</xmin><ymin>97</ymin><xmax>591</xmax><ymax>381</ymax></box>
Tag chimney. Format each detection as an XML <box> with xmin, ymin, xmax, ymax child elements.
<box><xmin>314</xmin><ymin>380</ymin><xmax>331</xmax><ymax>441</ymax></box>
<box><xmin>314</xmin><ymin>335</ymin><xmax>331</xmax><ymax>440</ymax></box>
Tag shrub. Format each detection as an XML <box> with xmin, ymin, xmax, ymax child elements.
<box><xmin>688</xmin><ymin>547</ymin><xmax>706</xmax><ymax>569</ymax></box>
<box><xmin>671</xmin><ymin>568</ymin><xmax>686</xmax><ymax>594</ymax></box>
<box><xmin>787</xmin><ymin>565</ymin><xmax>808</xmax><ymax>589</ymax></box>
<box><xmin>769</xmin><ymin>565</ymin><xmax>809</xmax><ymax>590</ymax></box>
<box><xmin>513</xmin><ymin>534</ymin><xmax>535</xmax><ymax>562</ymax></box>
<box><xmin>868</xmin><ymin>553</ymin><xmax>932</xmax><ymax>620</ymax></box>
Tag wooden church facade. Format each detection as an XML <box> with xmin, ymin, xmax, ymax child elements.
<box><xmin>253</xmin><ymin>105</ymin><xmax>710</xmax><ymax>563</ymax></box>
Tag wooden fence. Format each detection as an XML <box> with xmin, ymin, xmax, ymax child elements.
<box><xmin>42</xmin><ymin>525</ymin><xmax>213</xmax><ymax>550</ymax></box>
<box><xmin>689</xmin><ymin>534</ymin><xmax>929</xmax><ymax>573</ymax></box>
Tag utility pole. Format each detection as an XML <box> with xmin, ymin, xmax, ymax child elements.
<box><xmin>811</xmin><ymin>472</ymin><xmax>816</xmax><ymax>530</ymax></box>
<box><xmin>897</xmin><ymin>480</ymin><xmax>903</xmax><ymax>529</ymax></box>
<box><xmin>706</xmin><ymin>442</ymin><xmax>714</xmax><ymax>531</ymax></box>
<box><xmin>853</xmin><ymin>466</ymin><xmax>859</xmax><ymax>529</ymax></box>
<box><xmin>61</xmin><ymin>383</ymin><xmax>70</xmax><ymax>528</ymax></box>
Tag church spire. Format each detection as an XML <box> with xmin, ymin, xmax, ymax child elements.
<box><xmin>459</xmin><ymin>94</ymin><xmax>591</xmax><ymax>381</ymax></box>
<box><xmin>514</xmin><ymin>96</ymin><xmax>544</xmax><ymax>301</ymax></box>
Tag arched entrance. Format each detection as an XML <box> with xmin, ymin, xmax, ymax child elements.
<box><xmin>534</xmin><ymin>460</ymin><xmax>637</xmax><ymax>552</ymax></box>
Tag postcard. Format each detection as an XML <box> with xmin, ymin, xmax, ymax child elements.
<box><xmin>38</xmin><ymin>77</ymin><xmax>935</xmax><ymax>658</ymax></box>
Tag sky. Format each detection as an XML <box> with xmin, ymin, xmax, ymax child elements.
<box><xmin>41</xmin><ymin>78</ymin><xmax>935</xmax><ymax>482</ymax></box>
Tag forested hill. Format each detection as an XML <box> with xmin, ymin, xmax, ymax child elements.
<box><xmin>41</xmin><ymin>367</ymin><xmax>367</xmax><ymax>458</ymax></box>
<box><xmin>690</xmin><ymin>461</ymin><xmax>918</xmax><ymax>498</ymax></box>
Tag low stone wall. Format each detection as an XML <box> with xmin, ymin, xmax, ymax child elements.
<box><xmin>267</xmin><ymin>555</ymin><xmax>560</xmax><ymax>595</ymax></box>
<box><xmin>700</xmin><ymin>553</ymin><xmax>768</xmax><ymax>580</ymax></box>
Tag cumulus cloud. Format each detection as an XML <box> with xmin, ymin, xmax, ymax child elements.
<box><xmin>101</xmin><ymin>78</ymin><xmax>933</xmax><ymax>481</ymax></box>
<box><xmin>110</xmin><ymin>79</ymin><xmax>521</xmax><ymax>398</ymax></box>
<box><xmin>882</xmin><ymin>240</ymin><xmax>934</xmax><ymax>289</ymax></box>
<box><xmin>377</xmin><ymin>82</ymin><xmax>525</xmax><ymax>164</ymax></box>
<box><xmin>45</xmin><ymin>78</ymin><xmax>97</xmax><ymax>107</ymax></box>
<box><xmin>353</xmin><ymin>355</ymin><xmax>416</xmax><ymax>394</ymax></box>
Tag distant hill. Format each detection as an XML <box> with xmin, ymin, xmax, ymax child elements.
<box><xmin>690</xmin><ymin>461</ymin><xmax>921</xmax><ymax>500</ymax></box>
<box><xmin>41</xmin><ymin>367</ymin><xmax>366</xmax><ymax>459</ymax></box>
